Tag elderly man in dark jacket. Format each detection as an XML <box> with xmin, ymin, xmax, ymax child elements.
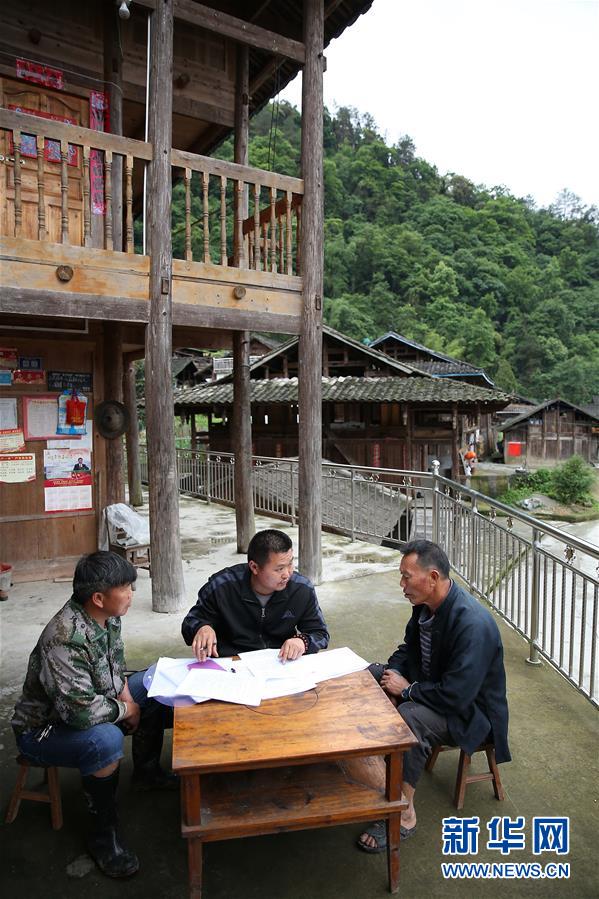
<box><xmin>358</xmin><ymin>539</ymin><xmax>510</xmax><ymax>853</ymax></box>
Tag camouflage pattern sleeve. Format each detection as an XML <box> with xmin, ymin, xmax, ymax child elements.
<box><xmin>37</xmin><ymin>638</ymin><xmax>124</xmax><ymax>730</ymax></box>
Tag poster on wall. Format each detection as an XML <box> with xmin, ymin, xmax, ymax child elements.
<box><xmin>18</xmin><ymin>356</ymin><xmax>43</xmax><ymax>371</ymax></box>
<box><xmin>48</xmin><ymin>419</ymin><xmax>92</xmax><ymax>451</ymax></box>
<box><xmin>12</xmin><ymin>370</ymin><xmax>46</xmax><ymax>386</ymax></box>
<box><xmin>0</xmin><ymin>453</ymin><xmax>36</xmax><ymax>484</ymax></box>
<box><xmin>0</xmin><ymin>428</ymin><xmax>26</xmax><ymax>454</ymax></box>
<box><xmin>0</xmin><ymin>348</ymin><xmax>18</xmax><ymax>369</ymax></box>
<box><xmin>44</xmin><ymin>448</ymin><xmax>92</xmax><ymax>512</ymax></box>
<box><xmin>47</xmin><ymin>371</ymin><xmax>93</xmax><ymax>392</ymax></box>
<box><xmin>0</xmin><ymin>398</ymin><xmax>18</xmax><ymax>430</ymax></box>
<box><xmin>0</xmin><ymin>371</ymin><xmax>13</xmax><ymax>386</ymax></box>
<box><xmin>22</xmin><ymin>395</ymin><xmax>59</xmax><ymax>440</ymax></box>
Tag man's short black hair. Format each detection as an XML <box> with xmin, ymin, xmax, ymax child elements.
<box><xmin>72</xmin><ymin>551</ymin><xmax>137</xmax><ymax>604</ymax></box>
<box><xmin>247</xmin><ymin>529</ymin><xmax>293</xmax><ymax>567</ymax></box>
<box><xmin>401</xmin><ymin>540</ymin><xmax>450</xmax><ymax>578</ymax></box>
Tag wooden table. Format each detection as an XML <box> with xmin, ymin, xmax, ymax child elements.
<box><xmin>172</xmin><ymin>669</ymin><xmax>419</xmax><ymax>898</ymax></box>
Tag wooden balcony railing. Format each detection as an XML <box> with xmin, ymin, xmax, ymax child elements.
<box><xmin>0</xmin><ymin>107</ymin><xmax>304</xmax><ymax>276</ymax></box>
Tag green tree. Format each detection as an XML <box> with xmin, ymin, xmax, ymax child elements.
<box><xmin>550</xmin><ymin>456</ymin><xmax>595</xmax><ymax>504</ymax></box>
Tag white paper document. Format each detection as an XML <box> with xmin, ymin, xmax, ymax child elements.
<box><xmin>239</xmin><ymin>648</ymin><xmax>303</xmax><ymax>680</ymax></box>
<box><xmin>239</xmin><ymin>646</ymin><xmax>369</xmax><ymax>684</ymax></box>
<box><xmin>177</xmin><ymin>669</ymin><xmax>265</xmax><ymax>707</ymax></box>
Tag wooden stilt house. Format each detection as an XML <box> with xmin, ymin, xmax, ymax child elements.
<box><xmin>0</xmin><ymin>0</ymin><xmax>372</xmax><ymax>601</ymax></box>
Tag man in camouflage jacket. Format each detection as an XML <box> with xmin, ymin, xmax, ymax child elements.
<box><xmin>11</xmin><ymin>551</ymin><xmax>173</xmax><ymax>879</ymax></box>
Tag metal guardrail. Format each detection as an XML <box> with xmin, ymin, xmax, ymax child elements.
<box><xmin>139</xmin><ymin>447</ymin><xmax>599</xmax><ymax>707</ymax></box>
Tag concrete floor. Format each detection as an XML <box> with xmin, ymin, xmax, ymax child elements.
<box><xmin>1</xmin><ymin>498</ymin><xmax>598</xmax><ymax>898</ymax></box>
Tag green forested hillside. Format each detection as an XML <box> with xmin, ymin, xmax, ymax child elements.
<box><xmin>173</xmin><ymin>102</ymin><xmax>599</xmax><ymax>404</ymax></box>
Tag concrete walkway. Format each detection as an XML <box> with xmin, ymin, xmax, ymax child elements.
<box><xmin>1</xmin><ymin>497</ymin><xmax>597</xmax><ymax>898</ymax></box>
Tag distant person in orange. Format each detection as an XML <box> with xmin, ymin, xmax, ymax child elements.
<box><xmin>464</xmin><ymin>447</ymin><xmax>477</xmax><ymax>474</ymax></box>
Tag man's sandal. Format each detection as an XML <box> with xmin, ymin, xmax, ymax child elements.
<box><xmin>356</xmin><ymin>819</ymin><xmax>417</xmax><ymax>853</ymax></box>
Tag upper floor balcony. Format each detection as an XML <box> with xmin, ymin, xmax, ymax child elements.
<box><xmin>0</xmin><ymin>106</ymin><xmax>303</xmax><ymax>334</ymax></box>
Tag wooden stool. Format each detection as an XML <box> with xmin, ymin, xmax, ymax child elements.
<box><xmin>425</xmin><ymin>743</ymin><xmax>504</xmax><ymax>810</ymax></box>
<box><xmin>5</xmin><ymin>755</ymin><xmax>63</xmax><ymax>830</ymax></box>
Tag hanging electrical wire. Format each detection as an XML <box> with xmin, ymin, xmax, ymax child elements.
<box><xmin>267</xmin><ymin>62</ymin><xmax>281</xmax><ymax>172</ymax></box>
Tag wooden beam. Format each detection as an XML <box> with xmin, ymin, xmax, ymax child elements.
<box><xmin>103</xmin><ymin>322</ymin><xmax>125</xmax><ymax>505</ymax></box>
<box><xmin>124</xmin><ymin>358</ymin><xmax>144</xmax><ymax>507</ymax></box>
<box><xmin>298</xmin><ymin>0</ymin><xmax>324</xmax><ymax>585</ymax></box>
<box><xmin>145</xmin><ymin>0</ymin><xmax>186</xmax><ymax>613</ymax></box>
<box><xmin>135</xmin><ymin>0</ymin><xmax>305</xmax><ymax>63</ymax></box>
<box><xmin>0</xmin><ymin>286</ymin><xmax>301</xmax><ymax>333</ymax></box>
<box><xmin>232</xmin><ymin>44</ymin><xmax>255</xmax><ymax>554</ymax></box>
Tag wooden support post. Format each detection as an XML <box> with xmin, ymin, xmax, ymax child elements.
<box><xmin>124</xmin><ymin>356</ymin><xmax>143</xmax><ymax>507</ymax></box>
<box><xmin>190</xmin><ymin>413</ymin><xmax>197</xmax><ymax>452</ymax></box>
<box><xmin>298</xmin><ymin>0</ymin><xmax>324</xmax><ymax>584</ymax></box>
<box><xmin>103</xmin><ymin>323</ymin><xmax>125</xmax><ymax>505</ymax></box>
<box><xmin>104</xmin><ymin>4</ymin><xmax>124</xmax><ymax>251</ymax></box>
<box><xmin>451</xmin><ymin>404</ymin><xmax>460</xmax><ymax>480</ymax></box>
<box><xmin>145</xmin><ymin>0</ymin><xmax>186</xmax><ymax>612</ymax></box>
<box><xmin>232</xmin><ymin>44</ymin><xmax>255</xmax><ymax>553</ymax></box>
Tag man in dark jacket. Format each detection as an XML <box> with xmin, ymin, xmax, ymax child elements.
<box><xmin>358</xmin><ymin>539</ymin><xmax>510</xmax><ymax>853</ymax></box>
<box><xmin>182</xmin><ymin>528</ymin><xmax>329</xmax><ymax>662</ymax></box>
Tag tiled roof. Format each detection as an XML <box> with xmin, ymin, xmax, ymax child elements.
<box><xmin>502</xmin><ymin>398</ymin><xmax>599</xmax><ymax>430</ymax></box>
<box><xmin>174</xmin><ymin>376</ymin><xmax>511</xmax><ymax>409</ymax></box>
<box><xmin>370</xmin><ymin>331</ymin><xmax>495</xmax><ymax>384</ymax></box>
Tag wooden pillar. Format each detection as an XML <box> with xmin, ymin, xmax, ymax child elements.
<box><xmin>298</xmin><ymin>0</ymin><xmax>324</xmax><ymax>585</ymax></box>
<box><xmin>451</xmin><ymin>404</ymin><xmax>460</xmax><ymax>480</ymax></box>
<box><xmin>123</xmin><ymin>356</ymin><xmax>143</xmax><ymax>507</ymax></box>
<box><xmin>103</xmin><ymin>3</ymin><xmax>123</xmax><ymax>251</ymax></box>
<box><xmin>232</xmin><ymin>44</ymin><xmax>255</xmax><ymax>553</ymax></box>
<box><xmin>145</xmin><ymin>0</ymin><xmax>186</xmax><ymax>612</ymax></box>
<box><xmin>190</xmin><ymin>413</ymin><xmax>197</xmax><ymax>452</ymax></box>
<box><xmin>103</xmin><ymin>323</ymin><xmax>125</xmax><ymax>505</ymax></box>
<box><xmin>406</xmin><ymin>407</ymin><xmax>413</xmax><ymax>471</ymax></box>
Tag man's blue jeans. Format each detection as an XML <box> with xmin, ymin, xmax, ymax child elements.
<box><xmin>15</xmin><ymin>671</ymin><xmax>151</xmax><ymax>777</ymax></box>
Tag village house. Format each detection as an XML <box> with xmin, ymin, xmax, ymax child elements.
<box><xmin>0</xmin><ymin>0</ymin><xmax>373</xmax><ymax>599</ymax></box>
<box><xmin>501</xmin><ymin>398</ymin><xmax>599</xmax><ymax>468</ymax></box>
<box><xmin>174</xmin><ymin>325</ymin><xmax>510</xmax><ymax>478</ymax></box>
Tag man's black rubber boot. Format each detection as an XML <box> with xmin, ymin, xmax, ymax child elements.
<box><xmin>131</xmin><ymin>705</ymin><xmax>177</xmax><ymax>791</ymax></box>
<box><xmin>82</xmin><ymin>770</ymin><xmax>140</xmax><ymax>878</ymax></box>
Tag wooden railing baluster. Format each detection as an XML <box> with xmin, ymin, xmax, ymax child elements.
<box><xmin>184</xmin><ymin>167</ymin><xmax>192</xmax><ymax>261</ymax></box>
<box><xmin>220</xmin><ymin>175</ymin><xmax>227</xmax><ymax>265</ymax></box>
<box><xmin>13</xmin><ymin>129</ymin><xmax>22</xmax><ymax>238</ymax></box>
<box><xmin>83</xmin><ymin>145</ymin><xmax>91</xmax><ymax>247</ymax></box>
<box><xmin>253</xmin><ymin>183</ymin><xmax>261</xmax><ymax>271</ymax></box>
<box><xmin>278</xmin><ymin>213</ymin><xmax>284</xmax><ymax>273</ymax></box>
<box><xmin>202</xmin><ymin>171</ymin><xmax>210</xmax><ymax>263</ymax></box>
<box><xmin>234</xmin><ymin>179</ymin><xmax>244</xmax><ymax>267</ymax></box>
<box><xmin>104</xmin><ymin>149</ymin><xmax>113</xmax><ymax>250</ymax></box>
<box><xmin>125</xmin><ymin>153</ymin><xmax>133</xmax><ymax>253</ymax></box>
<box><xmin>60</xmin><ymin>138</ymin><xmax>69</xmax><ymax>244</ymax></box>
<box><xmin>262</xmin><ymin>221</ymin><xmax>269</xmax><ymax>271</ymax></box>
<box><xmin>36</xmin><ymin>134</ymin><xmax>46</xmax><ymax>240</ymax></box>
<box><xmin>296</xmin><ymin>204</ymin><xmax>302</xmax><ymax>274</ymax></box>
<box><xmin>285</xmin><ymin>190</ymin><xmax>292</xmax><ymax>274</ymax></box>
<box><xmin>270</xmin><ymin>186</ymin><xmax>277</xmax><ymax>273</ymax></box>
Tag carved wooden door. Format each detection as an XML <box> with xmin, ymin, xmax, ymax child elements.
<box><xmin>0</xmin><ymin>77</ymin><xmax>88</xmax><ymax>244</ymax></box>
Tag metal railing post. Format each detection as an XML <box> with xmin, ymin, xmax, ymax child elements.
<box><xmin>350</xmin><ymin>468</ymin><xmax>355</xmax><ymax>542</ymax></box>
<box><xmin>289</xmin><ymin>464</ymin><xmax>295</xmax><ymax>525</ymax></box>
<box><xmin>206</xmin><ymin>451</ymin><xmax>212</xmax><ymax>504</ymax></box>
<box><xmin>431</xmin><ymin>459</ymin><xmax>440</xmax><ymax>545</ymax></box>
<box><xmin>527</xmin><ymin>527</ymin><xmax>542</xmax><ymax>665</ymax></box>
<box><xmin>469</xmin><ymin>496</ymin><xmax>478</xmax><ymax>591</ymax></box>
